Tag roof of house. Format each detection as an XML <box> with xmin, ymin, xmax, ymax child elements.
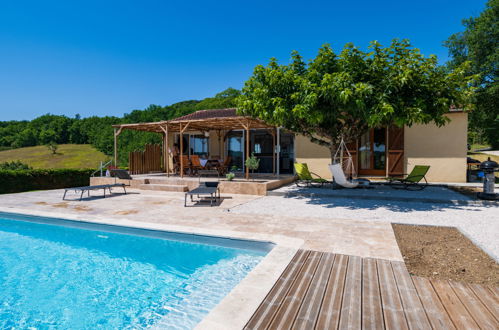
<box><xmin>172</xmin><ymin>108</ymin><xmax>237</xmax><ymax>121</ymax></box>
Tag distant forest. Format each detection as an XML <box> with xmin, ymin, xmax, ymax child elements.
<box><xmin>0</xmin><ymin>88</ymin><xmax>241</xmax><ymax>166</ymax></box>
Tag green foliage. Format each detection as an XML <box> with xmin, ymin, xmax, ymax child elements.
<box><xmin>226</xmin><ymin>172</ymin><xmax>235</xmax><ymax>181</ymax></box>
<box><xmin>0</xmin><ymin>144</ymin><xmax>109</xmax><ymax>169</ymax></box>
<box><xmin>0</xmin><ymin>88</ymin><xmax>240</xmax><ymax>166</ymax></box>
<box><xmin>46</xmin><ymin>142</ymin><xmax>58</xmax><ymax>154</ymax></box>
<box><xmin>238</xmin><ymin>40</ymin><xmax>474</xmax><ymax>158</ymax></box>
<box><xmin>444</xmin><ymin>0</ymin><xmax>499</xmax><ymax>147</ymax></box>
<box><xmin>0</xmin><ymin>160</ymin><xmax>32</xmax><ymax>170</ymax></box>
<box><xmin>0</xmin><ymin>169</ymin><xmax>94</xmax><ymax>194</ymax></box>
<box><xmin>245</xmin><ymin>153</ymin><xmax>260</xmax><ymax>171</ymax></box>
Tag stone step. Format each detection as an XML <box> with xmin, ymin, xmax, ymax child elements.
<box><xmin>138</xmin><ymin>183</ymin><xmax>188</xmax><ymax>192</ymax></box>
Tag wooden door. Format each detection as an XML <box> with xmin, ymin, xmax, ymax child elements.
<box><xmin>387</xmin><ymin>126</ymin><xmax>404</xmax><ymax>177</ymax></box>
<box><xmin>358</xmin><ymin>128</ymin><xmax>387</xmax><ymax>176</ymax></box>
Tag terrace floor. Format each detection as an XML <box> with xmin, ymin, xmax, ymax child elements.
<box><xmin>0</xmin><ymin>185</ymin><xmax>497</xmax><ymax>329</ymax></box>
<box><xmin>245</xmin><ymin>250</ymin><xmax>499</xmax><ymax>329</ymax></box>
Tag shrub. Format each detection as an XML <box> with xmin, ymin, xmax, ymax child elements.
<box><xmin>0</xmin><ymin>169</ymin><xmax>94</xmax><ymax>194</ymax></box>
<box><xmin>0</xmin><ymin>160</ymin><xmax>32</xmax><ymax>170</ymax></box>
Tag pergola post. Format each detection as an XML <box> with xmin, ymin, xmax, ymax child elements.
<box><xmin>276</xmin><ymin>127</ymin><xmax>281</xmax><ymax>176</ymax></box>
<box><xmin>246</xmin><ymin>125</ymin><xmax>250</xmax><ymax>180</ymax></box>
<box><xmin>272</xmin><ymin>128</ymin><xmax>276</xmax><ymax>175</ymax></box>
<box><xmin>165</xmin><ymin>124</ymin><xmax>169</xmax><ymax>177</ymax></box>
<box><xmin>113</xmin><ymin>127</ymin><xmax>123</xmax><ymax>167</ymax></box>
<box><xmin>179</xmin><ymin>123</ymin><xmax>184</xmax><ymax>178</ymax></box>
<box><xmin>114</xmin><ymin>128</ymin><xmax>117</xmax><ymax>167</ymax></box>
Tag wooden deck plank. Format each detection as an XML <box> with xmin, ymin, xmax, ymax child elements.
<box><xmin>430</xmin><ymin>279</ymin><xmax>479</xmax><ymax>329</ymax></box>
<box><xmin>391</xmin><ymin>262</ymin><xmax>431</xmax><ymax>329</ymax></box>
<box><xmin>269</xmin><ymin>251</ymin><xmax>322</xmax><ymax>329</ymax></box>
<box><xmin>338</xmin><ymin>255</ymin><xmax>363</xmax><ymax>329</ymax></box>
<box><xmin>377</xmin><ymin>259</ymin><xmax>409</xmax><ymax>330</ymax></box>
<box><xmin>315</xmin><ymin>253</ymin><xmax>349</xmax><ymax>329</ymax></box>
<box><xmin>468</xmin><ymin>283</ymin><xmax>499</xmax><ymax>322</ymax></box>
<box><xmin>245</xmin><ymin>250</ymin><xmax>310</xmax><ymax>330</ymax></box>
<box><xmin>292</xmin><ymin>253</ymin><xmax>335</xmax><ymax>330</ymax></box>
<box><xmin>491</xmin><ymin>286</ymin><xmax>499</xmax><ymax>299</ymax></box>
<box><xmin>411</xmin><ymin>276</ymin><xmax>456</xmax><ymax>330</ymax></box>
<box><xmin>449</xmin><ymin>280</ymin><xmax>498</xmax><ymax>329</ymax></box>
<box><xmin>362</xmin><ymin>258</ymin><xmax>384</xmax><ymax>330</ymax></box>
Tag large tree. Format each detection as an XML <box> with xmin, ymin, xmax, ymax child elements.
<box><xmin>444</xmin><ymin>0</ymin><xmax>498</xmax><ymax>148</ymax></box>
<box><xmin>237</xmin><ymin>40</ymin><xmax>474</xmax><ymax>160</ymax></box>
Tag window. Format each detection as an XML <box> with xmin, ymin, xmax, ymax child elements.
<box><xmin>190</xmin><ymin>135</ymin><xmax>209</xmax><ymax>157</ymax></box>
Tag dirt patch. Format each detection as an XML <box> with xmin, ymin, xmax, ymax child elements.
<box><xmin>114</xmin><ymin>210</ymin><xmax>139</xmax><ymax>215</ymax></box>
<box><xmin>35</xmin><ymin>201</ymin><xmax>48</xmax><ymax>205</ymax></box>
<box><xmin>52</xmin><ymin>202</ymin><xmax>69</xmax><ymax>208</ymax></box>
<box><xmin>392</xmin><ymin>224</ymin><xmax>499</xmax><ymax>286</ymax></box>
<box><xmin>73</xmin><ymin>205</ymin><xmax>91</xmax><ymax>212</ymax></box>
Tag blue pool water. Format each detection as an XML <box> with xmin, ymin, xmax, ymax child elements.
<box><xmin>0</xmin><ymin>212</ymin><xmax>271</xmax><ymax>329</ymax></box>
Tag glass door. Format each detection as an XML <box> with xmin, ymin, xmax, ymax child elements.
<box><xmin>279</xmin><ymin>132</ymin><xmax>294</xmax><ymax>174</ymax></box>
<box><xmin>226</xmin><ymin>131</ymin><xmax>243</xmax><ymax>171</ymax></box>
<box><xmin>358</xmin><ymin>128</ymin><xmax>386</xmax><ymax>175</ymax></box>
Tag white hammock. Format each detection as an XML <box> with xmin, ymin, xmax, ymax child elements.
<box><xmin>332</xmin><ymin>138</ymin><xmax>357</xmax><ymax>179</ymax></box>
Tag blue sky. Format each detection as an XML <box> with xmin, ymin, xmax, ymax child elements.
<box><xmin>0</xmin><ymin>0</ymin><xmax>487</xmax><ymax>121</ymax></box>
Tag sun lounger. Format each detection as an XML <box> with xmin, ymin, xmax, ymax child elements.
<box><xmin>328</xmin><ymin>163</ymin><xmax>360</xmax><ymax>188</ymax></box>
<box><xmin>63</xmin><ymin>183</ymin><xmax>127</xmax><ymax>201</ymax></box>
<box><xmin>184</xmin><ymin>182</ymin><xmax>220</xmax><ymax>207</ymax></box>
<box><xmin>387</xmin><ymin>165</ymin><xmax>430</xmax><ymax>190</ymax></box>
<box><xmin>110</xmin><ymin>169</ymin><xmax>133</xmax><ymax>180</ymax></box>
<box><xmin>294</xmin><ymin>163</ymin><xmax>329</xmax><ymax>187</ymax></box>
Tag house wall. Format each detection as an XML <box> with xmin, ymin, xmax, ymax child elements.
<box><xmin>294</xmin><ymin>135</ymin><xmax>332</xmax><ymax>179</ymax></box>
<box><xmin>294</xmin><ymin>112</ymin><xmax>468</xmax><ymax>182</ymax></box>
<box><xmin>404</xmin><ymin>112</ymin><xmax>467</xmax><ymax>183</ymax></box>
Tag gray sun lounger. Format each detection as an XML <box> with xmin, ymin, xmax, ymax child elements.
<box><xmin>63</xmin><ymin>183</ymin><xmax>127</xmax><ymax>201</ymax></box>
<box><xmin>184</xmin><ymin>182</ymin><xmax>220</xmax><ymax>207</ymax></box>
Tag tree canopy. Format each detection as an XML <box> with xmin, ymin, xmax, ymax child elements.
<box><xmin>237</xmin><ymin>40</ymin><xmax>474</xmax><ymax>158</ymax></box>
<box><xmin>0</xmin><ymin>88</ymin><xmax>240</xmax><ymax>166</ymax></box>
<box><xmin>444</xmin><ymin>0</ymin><xmax>498</xmax><ymax>147</ymax></box>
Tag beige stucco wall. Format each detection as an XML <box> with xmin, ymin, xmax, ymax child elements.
<box><xmin>294</xmin><ymin>135</ymin><xmax>332</xmax><ymax>179</ymax></box>
<box><xmin>404</xmin><ymin>112</ymin><xmax>468</xmax><ymax>183</ymax></box>
<box><xmin>294</xmin><ymin>112</ymin><xmax>468</xmax><ymax>182</ymax></box>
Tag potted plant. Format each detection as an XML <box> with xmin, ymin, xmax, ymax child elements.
<box><xmin>226</xmin><ymin>172</ymin><xmax>235</xmax><ymax>181</ymax></box>
<box><xmin>225</xmin><ymin>166</ymin><xmax>237</xmax><ymax>181</ymax></box>
<box><xmin>245</xmin><ymin>153</ymin><xmax>260</xmax><ymax>180</ymax></box>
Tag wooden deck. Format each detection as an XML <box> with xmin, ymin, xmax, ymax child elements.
<box><xmin>245</xmin><ymin>250</ymin><xmax>499</xmax><ymax>329</ymax></box>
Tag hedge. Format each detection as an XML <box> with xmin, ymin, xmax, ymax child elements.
<box><xmin>0</xmin><ymin>169</ymin><xmax>95</xmax><ymax>194</ymax></box>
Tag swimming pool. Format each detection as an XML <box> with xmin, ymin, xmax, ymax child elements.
<box><xmin>0</xmin><ymin>212</ymin><xmax>272</xmax><ymax>329</ymax></box>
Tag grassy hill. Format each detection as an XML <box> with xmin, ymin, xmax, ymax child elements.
<box><xmin>0</xmin><ymin>144</ymin><xmax>110</xmax><ymax>169</ymax></box>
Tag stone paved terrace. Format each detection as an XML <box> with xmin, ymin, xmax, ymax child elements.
<box><xmin>0</xmin><ymin>188</ymin><xmax>403</xmax><ymax>261</ymax></box>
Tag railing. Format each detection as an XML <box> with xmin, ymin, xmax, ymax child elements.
<box><xmin>91</xmin><ymin>160</ymin><xmax>113</xmax><ymax>177</ymax></box>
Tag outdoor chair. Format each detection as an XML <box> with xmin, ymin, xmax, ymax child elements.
<box><xmin>190</xmin><ymin>155</ymin><xmax>205</xmax><ymax>176</ymax></box>
<box><xmin>217</xmin><ymin>156</ymin><xmax>232</xmax><ymax>176</ymax></box>
<box><xmin>294</xmin><ymin>163</ymin><xmax>329</xmax><ymax>187</ymax></box>
<box><xmin>387</xmin><ymin>165</ymin><xmax>430</xmax><ymax>190</ymax></box>
<box><xmin>184</xmin><ymin>181</ymin><xmax>220</xmax><ymax>207</ymax></box>
<box><xmin>174</xmin><ymin>155</ymin><xmax>190</xmax><ymax>176</ymax></box>
<box><xmin>328</xmin><ymin>164</ymin><xmax>359</xmax><ymax>188</ymax></box>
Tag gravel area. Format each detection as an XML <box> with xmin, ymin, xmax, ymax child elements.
<box><xmin>272</xmin><ymin>184</ymin><xmax>471</xmax><ymax>201</ymax></box>
<box><xmin>231</xmin><ymin>192</ymin><xmax>499</xmax><ymax>262</ymax></box>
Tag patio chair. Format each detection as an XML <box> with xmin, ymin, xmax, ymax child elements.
<box><xmin>217</xmin><ymin>156</ymin><xmax>232</xmax><ymax>175</ymax></box>
<box><xmin>328</xmin><ymin>164</ymin><xmax>359</xmax><ymax>188</ymax></box>
<box><xmin>294</xmin><ymin>163</ymin><xmax>329</xmax><ymax>187</ymax></box>
<box><xmin>190</xmin><ymin>155</ymin><xmax>204</xmax><ymax>176</ymax></box>
<box><xmin>174</xmin><ymin>155</ymin><xmax>190</xmax><ymax>175</ymax></box>
<box><xmin>387</xmin><ymin>165</ymin><xmax>430</xmax><ymax>190</ymax></box>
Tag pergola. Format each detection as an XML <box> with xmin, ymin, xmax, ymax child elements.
<box><xmin>112</xmin><ymin>109</ymin><xmax>279</xmax><ymax>179</ymax></box>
